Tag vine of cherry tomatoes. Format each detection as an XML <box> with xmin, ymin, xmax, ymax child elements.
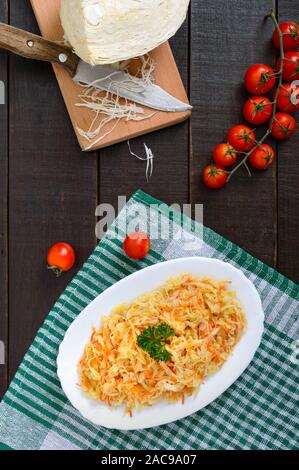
<box><xmin>202</xmin><ymin>19</ymin><xmax>299</xmax><ymax>189</ymax></box>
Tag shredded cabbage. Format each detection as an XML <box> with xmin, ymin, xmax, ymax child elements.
<box><xmin>79</xmin><ymin>274</ymin><xmax>246</xmax><ymax>414</ymax></box>
<box><xmin>60</xmin><ymin>0</ymin><xmax>190</xmax><ymax>65</ymax></box>
<box><xmin>75</xmin><ymin>55</ymin><xmax>156</xmax><ymax>150</ymax></box>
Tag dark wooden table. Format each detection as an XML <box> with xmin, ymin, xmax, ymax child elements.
<box><xmin>0</xmin><ymin>0</ymin><xmax>298</xmax><ymax>399</ymax></box>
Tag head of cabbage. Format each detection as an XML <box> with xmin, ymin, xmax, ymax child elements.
<box><xmin>60</xmin><ymin>0</ymin><xmax>190</xmax><ymax>65</ymax></box>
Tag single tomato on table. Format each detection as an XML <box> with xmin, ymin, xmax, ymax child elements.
<box><xmin>227</xmin><ymin>125</ymin><xmax>256</xmax><ymax>152</ymax></box>
<box><xmin>276</xmin><ymin>82</ymin><xmax>299</xmax><ymax>113</ymax></box>
<box><xmin>277</xmin><ymin>52</ymin><xmax>299</xmax><ymax>82</ymax></box>
<box><xmin>212</xmin><ymin>143</ymin><xmax>237</xmax><ymax>167</ymax></box>
<box><xmin>123</xmin><ymin>232</ymin><xmax>151</xmax><ymax>259</ymax></box>
<box><xmin>249</xmin><ymin>144</ymin><xmax>275</xmax><ymax>170</ymax></box>
<box><xmin>271</xmin><ymin>112</ymin><xmax>296</xmax><ymax>140</ymax></box>
<box><xmin>273</xmin><ymin>21</ymin><xmax>299</xmax><ymax>51</ymax></box>
<box><xmin>243</xmin><ymin>96</ymin><xmax>273</xmax><ymax>125</ymax></box>
<box><xmin>202</xmin><ymin>164</ymin><xmax>228</xmax><ymax>189</ymax></box>
<box><xmin>47</xmin><ymin>242</ymin><xmax>76</xmax><ymax>276</ymax></box>
<box><xmin>244</xmin><ymin>64</ymin><xmax>276</xmax><ymax>95</ymax></box>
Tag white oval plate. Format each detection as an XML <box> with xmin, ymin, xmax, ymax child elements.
<box><xmin>57</xmin><ymin>257</ymin><xmax>264</xmax><ymax>430</ymax></box>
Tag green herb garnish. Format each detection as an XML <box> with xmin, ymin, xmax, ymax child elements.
<box><xmin>137</xmin><ymin>323</ymin><xmax>175</xmax><ymax>362</ymax></box>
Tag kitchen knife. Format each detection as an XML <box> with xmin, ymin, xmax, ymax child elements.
<box><xmin>0</xmin><ymin>23</ymin><xmax>192</xmax><ymax>113</ymax></box>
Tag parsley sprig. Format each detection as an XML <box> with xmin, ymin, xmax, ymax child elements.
<box><xmin>137</xmin><ymin>323</ymin><xmax>175</xmax><ymax>362</ymax></box>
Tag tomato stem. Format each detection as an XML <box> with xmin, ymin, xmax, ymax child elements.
<box><xmin>282</xmin><ymin>57</ymin><xmax>297</xmax><ymax>64</ymax></box>
<box><xmin>244</xmin><ymin>162</ymin><xmax>252</xmax><ymax>177</ymax></box>
<box><xmin>47</xmin><ymin>265</ymin><xmax>63</xmax><ymax>277</ymax></box>
<box><xmin>228</xmin><ymin>10</ymin><xmax>284</xmax><ymax>181</ymax></box>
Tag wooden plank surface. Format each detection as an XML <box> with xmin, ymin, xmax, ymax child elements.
<box><xmin>0</xmin><ymin>0</ymin><xmax>8</xmax><ymax>398</ymax></box>
<box><xmin>277</xmin><ymin>0</ymin><xmax>299</xmax><ymax>283</ymax></box>
<box><xmin>30</xmin><ymin>0</ymin><xmax>191</xmax><ymax>151</ymax></box>
<box><xmin>98</xmin><ymin>19</ymin><xmax>190</xmax><ymax>208</ymax></box>
<box><xmin>8</xmin><ymin>0</ymin><xmax>98</xmax><ymax>379</ymax></box>
<box><xmin>190</xmin><ymin>0</ymin><xmax>277</xmax><ymax>267</ymax></box>
<box><xmin>0</xmin><ymin>0</ymin><xmax>298</xmax><ymax>402</ymax></box>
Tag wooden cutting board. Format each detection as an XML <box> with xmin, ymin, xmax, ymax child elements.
<box><xmin>30</xmin><ymin>0</ymin><xmax>191</xmax><ymax>151</ymax></box>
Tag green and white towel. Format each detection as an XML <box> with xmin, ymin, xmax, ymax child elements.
<box><xmin>0</xmin><ymin>190</ymin><xmax>298</xmax><ymax>450</ymax></box>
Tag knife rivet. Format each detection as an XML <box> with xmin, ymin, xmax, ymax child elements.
<box><xmin>59</xmin><ymin>53</ymin><xmax>68</xmax><ymax>63</ymax></box>
<box><xmin>27</xmin><ymin>40</ymin><xmax>34</xmax><ymax>48</ymax></box>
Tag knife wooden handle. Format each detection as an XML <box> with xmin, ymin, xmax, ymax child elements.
<box><xmin>0</xmin><ymin>22</ymin><xmax>79</xmax><ymax>77</ymax></box>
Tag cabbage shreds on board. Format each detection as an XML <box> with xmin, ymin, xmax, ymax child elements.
<box><xmin>79</xmin><ymin>274</ymin><xmax>247</xmax><ymax>415</ymax></box>
<box><xmin>75</xmin><ymin>55</ymin><xmax>157</xmax><ymax>150</ymax></box>
<box><xmin>60</xmin><ymin>0</ymin><xmax>191</xmax><ymax>65</ymax></box>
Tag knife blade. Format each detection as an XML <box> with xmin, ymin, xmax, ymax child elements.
<box><xmin>0</xmin><ymin>22</ymin><xmax>192</xmax><ymax>113</ymax></box>
<box><xmin>74</xmin><ymin>62</ymin><xmax>192</xmax><ymax>113</ymax></box>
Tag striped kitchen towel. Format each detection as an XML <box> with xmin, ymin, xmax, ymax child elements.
<box><xmin>0</xmin><ymin>190</ymin><xmax>298</xmax><ymax>450</ymax></box>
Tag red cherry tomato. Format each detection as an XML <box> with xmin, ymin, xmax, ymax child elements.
<box><xmin>244</xmin><ymin>64</ymin><xmax>276</xmax><ymax>95</ymax></box>
<box><xmin>243</xmin><ymin>96</ymin><xmax>273</xmax><ymax>125</ymax></box>
<box><xmin>47</xmin><ymin>242</ymin><xmax>76</xmax><ymax>276</ymax></box>
<box><xmin>271</xmin><ymin>112</ymin><xmax>296</xmax><ymax>140</ymax></box>
<box><xmin>202</xmin><ymin>164</ymin><xmax>228</xmax><ymax>189</ymax></box>
<box><xmin>273</xmin><ymin>22</ymin><xmax>299</xmax><ymax>52</ymax></box>
<box><xmin>123</xmin><ymin>232</ymin><xmax>151</xmax><ymax>259</ymax></box>
<box><xmin>277</xmin><ymin>52</ymin><xmax>299</xmax><ymax>82</ymax></box>
<box><xmin>249</xmin><ymin>144</ymin><xmax>275</xmax><ymax>170</ymax></box>
<box><xmin>276</xmin><ymin>82</ymin><xmax>299</xmax><ymax>113</ymax></box>
<box><xmin>227</xmin><ymin>125</ymin><xmax>256</xmax><ymax>152</ymax></box>
<box><xmin>212</xmin><ymin>143</ymin><xmax>237</xmax><ymax>167</ymax></box>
